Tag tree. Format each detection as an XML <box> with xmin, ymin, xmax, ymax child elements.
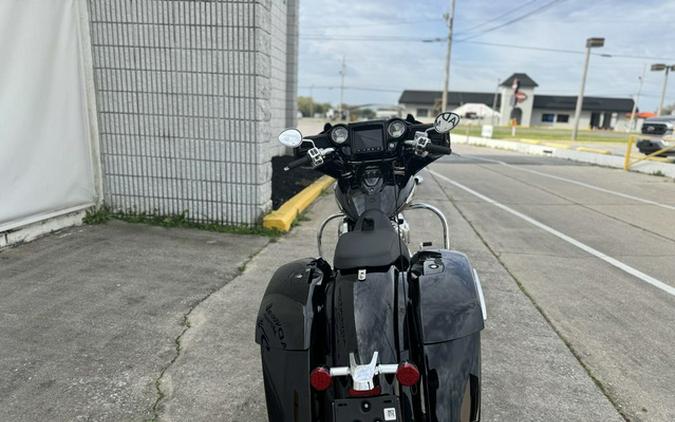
<box><xmin>297</xmin><ymin>96</ymin><xmax>333</xmax><ymax>118</ymax></box>
<box><xmin>663</xmin><ymin>102</ymin><xmax>675</xmax><ymax>116</ymax></box>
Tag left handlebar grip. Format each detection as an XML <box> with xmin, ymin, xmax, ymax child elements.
<box><xmin>425</xmin><ymin>142</ymin><xmax>452</xmax><ymax>155</ymax></box>
<box><xmin>284</xmin><ymin>155</ymin><xmax>312</xmax><ymax>171</ymax></box>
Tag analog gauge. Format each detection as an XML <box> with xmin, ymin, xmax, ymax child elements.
<box><xmin>331</xmin><ymin>125</ymin><xmax>349</xmax><ymax>144</ymax></box>
<box><xmin>387</xmin><ymin>119</ymin><xmax>407</xmax><ymax>138</ymax></box>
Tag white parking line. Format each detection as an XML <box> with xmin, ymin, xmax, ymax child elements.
<box><xmin>462</xmin><ymin>154</ymin><xmax>675</xmax><ymax>212</ymax></box>
<box><xmin>429</xmin><ymin>170</ymin><xmax>675</xmax><ymax>298</ymax></box>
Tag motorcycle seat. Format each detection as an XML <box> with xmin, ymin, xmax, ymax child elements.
<box><xmin>333</xmin><ymin>209</ymin><xmax>410</xmax><ymax>270</ymax></box>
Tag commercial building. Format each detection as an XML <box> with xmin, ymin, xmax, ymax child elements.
<box><xmin>399</xmin><ymin>73</ymin><xmax>635</xmax><ymax>130</ymax></box>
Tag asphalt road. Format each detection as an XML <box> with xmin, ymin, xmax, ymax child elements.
<box><xmin>426</xmin><ymin>144</ymin><xmax>675</xmax><ymax>421</ymax></box>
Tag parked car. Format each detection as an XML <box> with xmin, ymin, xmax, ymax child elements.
<box><xmin>636</xmin><ymin>116</ymin><xmax>675</xmax><ymax>156</ymax></box>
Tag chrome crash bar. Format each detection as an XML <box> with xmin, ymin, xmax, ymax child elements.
<box><xmin>407</xmin><ymin>202</ymin><xmax>450</xmax><ymax>249</ymax></box>
<box><xmin>317</xmin><ymin>213</ymin><xmax>345</xmax><ymax>258</ymax></box>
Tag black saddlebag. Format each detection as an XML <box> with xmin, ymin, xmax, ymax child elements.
<box><xmin>255</xmin><ymin>258</ymin><xmax>329</xmax><ymax>422</ymax></box>
<box><xmin>411</xmin><ymin>249</ymin><xmax>485</xmax><ymax>422</ymax></box>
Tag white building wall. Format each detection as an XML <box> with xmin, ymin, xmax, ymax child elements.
<box><xmin>88</xmin><ymin>0</ymin><xmax>297</xmax><ymax>225</ymax></box>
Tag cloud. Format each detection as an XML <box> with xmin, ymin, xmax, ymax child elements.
<box><xmin>298</xmin><ymin>0</ymin><xmax>675</xmax><ymax>112</ymax></box>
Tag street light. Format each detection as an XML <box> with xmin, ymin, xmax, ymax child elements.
<box><xmin>571</xmin><ymin>37</ymin><xmax>605</xmax><ymax>141</ymax></box>
<box><xmin>651</xmin><ymin>63</ymin><xmax>675</xmax><ymax>116</ymax></box>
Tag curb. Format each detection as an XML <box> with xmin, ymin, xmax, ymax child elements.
<box><xmin>263</xmin><ymin>175</ymin><xmax>335</xmax><ymax>232</ymax></box>
<box><xmin>454</xmin><ymin>136</ymin><xmax>675</xmax><ymax>179</ymax></box>
<box><xmin>576</xmin><ymin>146</ymin><xmax>611</xmax><ymax>155</ymax></box>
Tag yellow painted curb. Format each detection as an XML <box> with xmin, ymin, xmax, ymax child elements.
<box><xmin>519</xmin><ymin>138</ymin><xmax>541</xmax><ymax>145</ymax></box>
<box><xmin>542</xmin><ymin>142</ymin><xmax>571</xmax><ymax>149</ymax></box>
<box><xmin>263</xmin><ymin>175</ymin><xmax>335</xmax><ymax>232</ymax></box>
<box><xmin>576</xmin><ymin>146</ymin><xmax>611</xmax><ymax>155</ymax></box>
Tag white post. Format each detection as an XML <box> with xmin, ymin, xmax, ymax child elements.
<box><xmin>572</xmin><ymin>45</ymin><xmax>592</xmax><ymax>141</ymax></box>
<box><xmin>627</xmin><ymin>65</ymin><xmax>645</xmax><ymax>132</ymax></box>
<box><xmin>657</xmin><ymin>67</ymin><xmax>670</xmax><ymax>117</ymax></box>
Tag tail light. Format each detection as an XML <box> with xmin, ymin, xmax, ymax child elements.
<box><xmin>348</xmin><ymin>386</ymin><xmax>381</xmax><ymax>397</ymax></box>
<box><xmin>310</xmin><ymin>367</ymin><xmax>332</xmax><ymax>391</ymax></box>
<box><xmin>396</xmin><ymin>362</ymin><xmax>420</xmax><ymax>386</ymax></box>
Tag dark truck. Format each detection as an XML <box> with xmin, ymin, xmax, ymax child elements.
<box><xmin>637</xmin><ymin>116</ymin><xmax>675</xmax><ymax>156</ymax></box>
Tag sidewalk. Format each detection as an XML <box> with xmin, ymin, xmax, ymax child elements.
<box><xmin>0</xmin><ymin>221</ymin><xmax>268</xmax><ymax>421</ymax></box>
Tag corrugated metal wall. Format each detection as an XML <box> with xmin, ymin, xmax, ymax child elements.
<box><xmin>87</xmin><ymin>0</ymin><xmax>297</xmax><ymax>225</ymax></box>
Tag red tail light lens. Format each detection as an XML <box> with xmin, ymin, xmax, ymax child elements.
<box><xmin>310</xmin><ymin>367</ymin><xmax>332</xmax><ymax>391</ymax></box>
<box><xmin>348</xmin><ymin>386</ymin><xmax>381</xmax><ymax>397</ymax></box>
<box><xmin>396</xmin><ymin>362</ymin><xmax>420</xmax><ymax>386</ymax></box>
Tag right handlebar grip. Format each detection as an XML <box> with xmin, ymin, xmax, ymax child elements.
<box><xmin>284</xmin><ymin>155</ymin><xmax>312</xmax><ymax>171</ymax></box>
<box><xmin>425</xmin><ymin>143</ymin><xmax>452</xmax><ymax>155</ymax></box>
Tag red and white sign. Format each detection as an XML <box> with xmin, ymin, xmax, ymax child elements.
<box><xmin>514</xmin><ymin>91</ymin><xmax>528</xmax><ymax>103</ymax></box>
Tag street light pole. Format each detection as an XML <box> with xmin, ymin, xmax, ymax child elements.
<box><xmin>657</xmin><ymin>66</ymin><xmax>672</xmax><ymax>116</ymax></box>
<box><xmin>627</xmin><ymin>65</ymin><xmax>645</xmax><ymax>133</ymax></box>
<box><xmin>441</xmin><ymin>0</ymin><xmax>456</xmax><ymax>112</ymax></box>
<box><xmin>572</xmin><ymin>37</ymin><xmax>604</xmax><ymax>141</ymax></box>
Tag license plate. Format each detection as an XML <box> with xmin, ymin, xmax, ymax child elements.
<box><xmin>331</xmin><ymin>395</ymin><xmax>401</xmax><ymax>421</ymax></box>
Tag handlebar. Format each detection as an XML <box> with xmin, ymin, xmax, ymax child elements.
<box><xmin>284</xmin><ymin>155</ymin><xmax>312</xmax><ymax>171</ymax></box>
<box><xmin>424</xmin><ymin>142</ymin><xmax>452</xmax><ymax>155</ymax></box>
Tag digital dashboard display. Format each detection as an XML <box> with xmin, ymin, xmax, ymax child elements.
<box><xmin>352</xmin><ymin>128</ymin><xmax>383</xmax><ymax>153</ymax></box>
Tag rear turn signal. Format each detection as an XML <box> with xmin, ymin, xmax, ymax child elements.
<box><xmin>310</xmin><ymin>367</ymin><xmax>332</xmax><ymax>391</ymax></box>
<box><xmin>396</xmin><ymin>362</ymin><xmax>420</xmax><ymax>386</ymax></box>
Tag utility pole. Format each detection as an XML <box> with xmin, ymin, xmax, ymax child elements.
<box><xmin>339</xmin><ymin>56</ymin><xmax>346</xmax><ymax>119</ymax></box>
<box><xmin>572</xmin><ymin>37</ymin><xmax>604</xmax><ymax>141</ymax></box>
<box><xmin>649</xmin><ymin>64</ymin><xmax>675</xmax><ymax>116</ymax></box>
<box><xmin>309</xmin><ymin>84</ymin><xmax>315</xmax><ymax>118</ymax></box>
<box><xmin>441</xmin><ymin>0</ymin><xmax>457</xmax><ymax>113</ymax></box>
<box><xmin>627</xmin><ymin>65</ymin><xmax>645</xmax><ymax>133</ymax></box>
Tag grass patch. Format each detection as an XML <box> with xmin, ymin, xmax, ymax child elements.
<box><xmin>83</xmin><ymin>206</ymin><xmax>281</xmax><ymax>237</ymax></box>
<box><xmin>652</xmin><ymin>170</ymin><xmax>666</xmax><ymax>177</ymax></box>
<box><xmin>459</xmin><ymin>124</ymin><xmax>630</xmax><ymax>143</ymax></box>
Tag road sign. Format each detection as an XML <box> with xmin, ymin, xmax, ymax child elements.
<box><xmin>515</xmin><ymin>91</ymin><xmax>528</xmax><ymax>103</ymax></box>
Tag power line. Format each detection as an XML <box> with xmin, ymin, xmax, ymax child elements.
<box><xmin>300</xmin><ymin>35</ymin><xmax>675</xmax><ymax>62</ymax></box>
<box><xmin>304</xmin><ymin>17</ymin><xmax>442</xmax><ymax>29</ymax></box>
<box><xmin>299</xmin><ymin>85</ymin><xmax>402</xmax><ymax>93</ymax></box>
<box><xmin>457</xmin><ymin>0</ymin><xmax>568</xmax><ymax>42</ymax></box>
<box><xmin>456</xmin><ymin>0</ymin><xmax>539</xmax><ymax>36</ymax></box>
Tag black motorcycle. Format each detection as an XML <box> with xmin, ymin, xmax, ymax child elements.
<box><xmin>255</xmin><ymin>112</ymin><xmax>486</xmax><ymax>422</ymax></box>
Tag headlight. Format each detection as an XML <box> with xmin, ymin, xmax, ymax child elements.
<box><xmin>331</xmin><ymin>125</ymin><xmax>349</xmax><ymax>144</ymax></box>
<box><xmin>387</xmin><ymin>119</ymin><xmax>406</xmax><ymax>138</ymax></box>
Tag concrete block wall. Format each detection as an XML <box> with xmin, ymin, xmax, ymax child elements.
<box><xmin>87</xmin><ymin>0</ymin><xmax>298</xmax><ymax>225</ymax></box>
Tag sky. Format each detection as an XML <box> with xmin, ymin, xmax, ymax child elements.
<box><xmin>298</xmin><ymin>0</ymin><xmax>675</xmax><ymax>112</ymax></box>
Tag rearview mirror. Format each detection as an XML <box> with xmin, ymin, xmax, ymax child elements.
<box><xmin>433</xmin><ymin>112</ymin><xmax>460</xmax><ymax>134</ymax></box>
<box><xmin>278</xmin><ymin>129</ymin><xmax>303</xmax><ymax>147</ymax></box>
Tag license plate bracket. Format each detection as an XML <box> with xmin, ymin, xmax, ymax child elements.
<box><xmin>331</xmin><ymin>395</ymin><xmax>401</xmax><ymax>421</ymax></box>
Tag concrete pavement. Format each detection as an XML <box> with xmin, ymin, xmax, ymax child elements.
<box><xmin>3</xmin><ymin>142</ymin><xmax>674</xmax><ymax>421</ymax></box>
<box><xmin>431</xmin><ymin>145</ymin><xmax>675</xmax><ymax>421</ymax></box>
<box><xmin>158</xmin><ymin>172</ymin><xmax>622</xmax><ymax>421</ymax></box>
<box><xmin>0</xmin><ymin>222</ymin><xmax>268</xmax><ymax>421</ymax></box>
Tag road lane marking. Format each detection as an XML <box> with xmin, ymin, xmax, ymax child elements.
<box><xmin>460</xmin><ymin>154</ymin><xmax>675</xmax><ymax>212</ymax></box>
<box><xmin>429</xmin><ymin>170</ymin><xmax>675</xmax><ymax>297</ymax></box>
